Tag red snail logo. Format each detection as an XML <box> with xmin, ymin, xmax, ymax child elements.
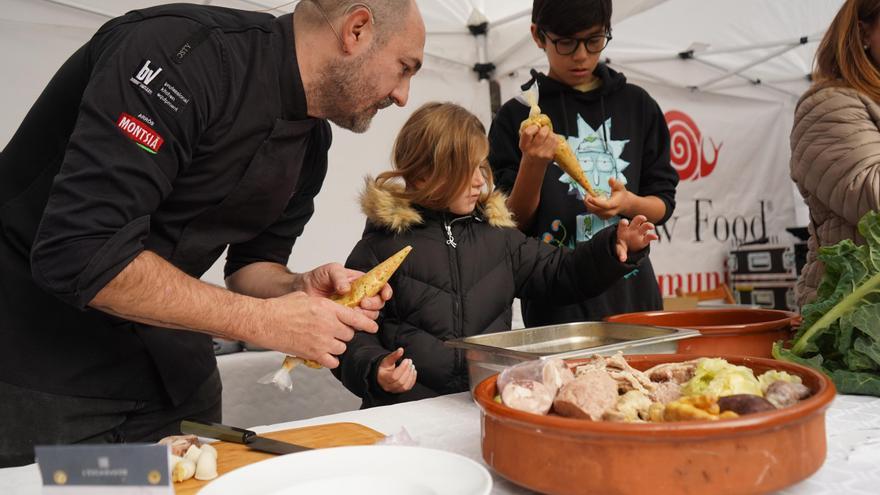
<box><xmin>664</xmin><ymin>110</ymin><xmax>722</xmax><ymax>181</ymax></box>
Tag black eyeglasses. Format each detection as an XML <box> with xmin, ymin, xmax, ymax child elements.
<box><xmin>540</xmin><ymin>30</ymin><xmax>612</xmax><ymax>55</ymax></box>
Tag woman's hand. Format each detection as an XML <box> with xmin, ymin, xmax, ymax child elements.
<box><xmin>614</xmin><ymin>215</ymin><xmax>658</xmax><ymax>262</ymax></box>
<box><xmin>585</xmin><ymin>177</ymin><xmax>631</xmax><ymax>219</ymax></box>
<box><xmin>376</xmin><ymin>348</ymin><xmax>417</xmax><ymax>393</ymax></box>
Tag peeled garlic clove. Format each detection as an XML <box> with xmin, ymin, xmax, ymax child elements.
<box><xmin>172</xmin><ymin>459</ymin><xmax>196</xmax><ymax>482</ymax></box>
<box><xmin>194</xmin><ymin>451</ymin><xmax>218</xmax><ymax>481</ymax></box>
<box><xmin>199</xmin><ymin>443</ymin><xmax>217</xmax><ymax>458</ymax></box>
<box><xmin>183</xmin><ymin>444</ymin><xmax>202</xmax><ymax>463</ymax></box>
<box><xmin>168</xmin><ymin>454</ymin><xmax>183</xmax><ymax>473</ymax></box>
<box><xmin>201</xmin><ymin>443</ymin><xmax>220</xmax><ymax>458</ymax></box>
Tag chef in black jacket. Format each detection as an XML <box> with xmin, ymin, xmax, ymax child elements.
<box><xmin>0</xmin><ymin>0</ymin><xmax>425</xmax><ymax>466</ymax></box>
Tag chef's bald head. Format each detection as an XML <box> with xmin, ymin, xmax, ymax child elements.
<box><xmin>297</xmin><ymin>0</ymin><xmax>418</xmax><ymax>47</ymax></box>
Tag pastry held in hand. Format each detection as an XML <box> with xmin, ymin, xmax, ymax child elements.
<box><xmin>553</xmin><ymin>135</ymin><xmax>600</xmax><ymax>198</ymax></box>
<box><xmin>261</xmin><ymin>245</ymin><xmax>413</xmax><ymax>391</ymax></box>
<box><xmin>518</xmin><ymin>99</ymin><xmax>599</xmax><ymax>198</ymax></box>
<box><xmin>330</xmin><ymin>245</ymin><xmax>412</xmax><ymax>307</ymax></box>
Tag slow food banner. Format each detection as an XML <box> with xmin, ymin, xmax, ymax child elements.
<box><xmin>642</xmin><ymin>84</ymin><xmax>796</xmax><ymax>297</ymax></box>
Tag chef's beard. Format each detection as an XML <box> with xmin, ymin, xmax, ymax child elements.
<box><xmin>315</xmin><ymin>52</ymin><xmax>394</xmax><ymax>133</ymax></box>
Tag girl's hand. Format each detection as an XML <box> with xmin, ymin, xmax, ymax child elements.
<box><xmin>615</xmin><ymin>215</ymin><xmax>658</xmax><ymax>262</ymax></box>
<box><xmin>519</xmin><ymin>125</ymin><xmax>557</xmax><ymax>167</ymax></box>
<box><xmin>376</xmin><ymin>348</ymin><xmax>417</xmax><ymax>393</ymax></box>
<box><xmin>585</xmin><ymin>178</ymin><xmax>630</xmax><ymax>219</ymax></box>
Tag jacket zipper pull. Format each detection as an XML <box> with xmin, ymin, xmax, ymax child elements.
<box><xmin>444</xmin><ymin>223</ymin><xmax>457</xmax><ymax>248</ymax></box>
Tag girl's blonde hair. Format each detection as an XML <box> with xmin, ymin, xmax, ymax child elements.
<box><xmin>814</xmin><ymin>0</ymin><xmax>880</xmax><ymax>101</ymax></box>
<box><xmin>377</xmin><ymin>102</ymin><xmax>494</xmax><ymax>211</ymax></box>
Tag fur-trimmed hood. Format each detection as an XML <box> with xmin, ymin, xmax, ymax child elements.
<box><xmin>359</xmin><ymin>177</ymin><xmax>516</xmax><ymax>234</ymax></box>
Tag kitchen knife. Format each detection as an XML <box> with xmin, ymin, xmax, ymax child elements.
<box><xmin>180</xmin><ymin>420</ymin><xmax>312</xmax><ymax>455</ymax></box>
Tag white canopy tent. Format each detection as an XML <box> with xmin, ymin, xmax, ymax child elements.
<box><xmin>0</xmin><ymin>0</ymin><xmax>844</xmax><ymax>287</ymax></box>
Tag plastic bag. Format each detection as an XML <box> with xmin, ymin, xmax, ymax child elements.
<box><xmin>496</xmin><ymin>358</ymin><xmax>574</xmax><ymax>416</ymax></box>
<box><xmin>375</xmin><ymin>427</ymin><xmax>418</xmax><ymax>446</ymax></box>
<box><xmin>497</xmin><ymin>357</ymin><xmax>573</xmax><ymax>394</ymax></box>
<box><xmin>514</xmin><ymin>78</ymin><xmax>541</xmax><ymax>112</ymax></box>
<box><xmin>257</xmin><ymin>356</ymin><xmax>321</xmax><ymax>392</ymax></box>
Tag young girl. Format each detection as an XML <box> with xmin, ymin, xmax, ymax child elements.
<box><xmin>333</xmin><ymin>102</ymin><xmax>657</xmax><ymax>407</ymax></box>
<box><xmin>488</xmin><ymin>0</ymin><xmax>679</xmax><ymax>327</ymax></box>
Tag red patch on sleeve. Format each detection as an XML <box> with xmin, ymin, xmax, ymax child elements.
<box><xmin>116</xmin><ymin>113</ymin><xmax>164</xmax><ymax>153</ymax></box>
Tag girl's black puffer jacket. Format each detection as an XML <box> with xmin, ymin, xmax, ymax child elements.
<box><xmin>332</xmin><ymin>179</ymin><xmax>647</xmax><ymax>407</ymax></box>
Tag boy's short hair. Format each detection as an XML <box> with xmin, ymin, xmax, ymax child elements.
<box><xmin>532</xmin><ymin>0</ymin><xmax>612</xmax><ymax>39</ymax></box>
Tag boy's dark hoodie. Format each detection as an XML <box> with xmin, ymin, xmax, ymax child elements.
<box><xmin>488</xmin><ymin>64</ymin><xmax>678</xmax><ymax>325</ymax></box>
<box><xmin>332</xmin><ymin>178</ymin><xmax>647</xmax><ymax>407</ymax></box>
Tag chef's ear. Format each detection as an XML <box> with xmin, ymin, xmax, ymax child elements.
<box><xmin>339</xmin><ymin>5</ymin><xmax>374</xmax><ymax>54</ymax></box>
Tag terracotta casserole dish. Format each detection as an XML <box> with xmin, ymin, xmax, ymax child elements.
<box><xmin>474</xmin><ymin>354</ymin><xmax>835</xmax><ymax>495</ymax></box>
<box><xmin>605</xmin><ymin>309</ymin><xmax>798</xmax><ymax>358</ymax></box>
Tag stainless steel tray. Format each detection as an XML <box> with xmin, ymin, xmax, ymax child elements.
<box><xmin>445</xmin><ymin>321</ymin><xmax>699</xmax><ymax>392</ymax></box>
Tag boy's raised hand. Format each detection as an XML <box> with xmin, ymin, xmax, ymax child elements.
<box><xmin>377</xmin><ymin>347</ymin><xmax>417</xmax><ymax>394</ymax></box>
<box><xmin>585</xmin><ymin>177</ymin><xmax>630</xmax><ymax>219</ymax></box>
<box><xmin>614</xmin><ymin>215</ymin><xmax>658</xmax><ymax>262</ymax></box>
<box><xmin>519</xmin><ymin>125</ymin><xmax>558</xmax><ymax>166</ymax></box>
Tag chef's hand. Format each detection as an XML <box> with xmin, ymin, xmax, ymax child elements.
<box><xmin>260</xmin><ymin>291</ymin><xmax>378</xmax><ymax>368</ymax></box>
<box><xmin>614</xmin><ymin>215</ymin><xmax>658</xmax><ymax>262</ymax></box>
<box><xmin>585</xmin><ymin>177</ymin><xmax>631</xmax><ymax>219</ymax></box>
<box><xmin>519</xmin><ymin>125</ymin><xmax>557</xmax><ymax>168</ymax></box>
<box><xmin>376</xmin><ymin>348</ymin><xmax>417</xmax><ymax>393</ymax></box>
<box><xmin>298</xmin><ymin>262</ymin><xmax>392</xmax><ymax>320</ymax></box>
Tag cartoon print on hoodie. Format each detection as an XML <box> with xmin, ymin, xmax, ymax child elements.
<box><xmin>567</xmin><ymin>115</ymin><xmax>630</xmax><ymax>243</ymax></box>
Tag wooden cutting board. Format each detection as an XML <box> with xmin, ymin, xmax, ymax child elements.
<box><xmin>174</xmin><ymin>422</ymin><xmax>385</xmax><ymax>495</ymax></box>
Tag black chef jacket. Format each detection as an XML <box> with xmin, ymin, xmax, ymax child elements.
<box><xmin>0</xmin><ymin>5</ymin><xmax>331</xmax><ymax>405</ymax></box>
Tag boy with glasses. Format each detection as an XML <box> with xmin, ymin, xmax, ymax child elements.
<box><xmin>488</xmin><ymin>0</ymin><xmax>679</xmax><ymax>326</ymax></box>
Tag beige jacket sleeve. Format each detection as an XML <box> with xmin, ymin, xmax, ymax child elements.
<box><xmin>791</xmin><ymin>86</ymin><xmax>880</xmax><ymax>227</ymax></box>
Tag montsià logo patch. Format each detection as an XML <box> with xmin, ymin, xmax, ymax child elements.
<box><xmin>116</xmin><ymin>113</ymin><xmax>164</xmax><ymax>154</ymax></box>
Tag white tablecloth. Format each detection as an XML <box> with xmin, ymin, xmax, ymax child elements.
<box><xmin>3</xmin><ymin>393</ymin><xmax>880</xmax><ymax>494</ymax></box>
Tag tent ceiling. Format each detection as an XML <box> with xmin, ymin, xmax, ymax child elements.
<box><xmin>3</xmin><ymin>0</ymin><xmax>845</xmax><ymax>99</ymax></box>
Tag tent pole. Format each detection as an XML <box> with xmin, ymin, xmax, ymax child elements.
<box><xmin>692</xmin><ymin>58</ymin><xmax>801</xmax><ymax>97</ymax></box>
<box><xmin>610</xmin><ymin>32</ymin><xmax>823</xmax><ymax>65</ymax></box>
<box><xmin>688</xmin><ymin>32</ymin><xmax>824</xmax><ymax>56</ymax></box>
<box><xmin>605</xmin><ymin>60</ymin><xmax>681</xmax><ymax>87</ymax></box>
<box><xmin>236</xmin><ymin>0</ymin><xmax>296</xmax><ymax>14</ymax></box>
<box><xmin>491</xmin><ymin>9</ymin><xmax>532</xmax><ymax>28</ymax></box>
<box><xmin>711</xmin><ymin>75</ymin><xmax>811</xmax><ymax>91</ymax></box>
<box><xmin>425</xmin><ymin>52</ymin><xmax>472</xmax><ymax>69</ymax></box>
<box><xmin>426</xmin><ymin>30</ymin><xmax>470</xmax><ymax>36</ymax></box>
<box><xmin>42</xmin><ymin>0</ymin><xmax>116</xmax><ymax>18</ymax></box>
<box><xmin>494</xmin><ymin>33</ymin><xmax>537</xmax><ymax>66</ymax></box>
<box><xmin>695</xmin><ymin>42</ymin><xmax>804</xmax><ymax>91</ymax></box>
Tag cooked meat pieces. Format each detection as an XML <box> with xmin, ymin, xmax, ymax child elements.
<box><xmin>643</xmin><ymin>360</ymin><xmax>700</xmax><ymax>384</ymax></box>
<box><xmin>501</xmin><ymin>379</ymin><xmax>555</xmax><ymax>415</ymax></box>
<box><xmin>718</xmin><ymin>394</ymin><xmax>776</xmax><ymax>415</ymax></box>
<box><xmin>765</xmin><ymin>380</ymin><xmax>811</xmax><ymax>408</ymax></box>
<box><xmin>651</xmin><ymin>381</ymin><xmax>683</xmax><ymax>404</ymax></box>
<box><xmin>542</xmin><ymin>358</ymin><xmax>575</xmax><ymax>392</ymax></box>
<box><xmin>158</xmin><ymin>434</ymin><xmax>200</xmax><ymax>457</ymax></box>
<box><xmin>576</xmin><ymin>353</ymin><xmax>656</xmax><ymax>396</ymax></box>
<box><xmin>603</xmin><ymin>390</ymin><xmax>654</xmax><ymax>422</ymax></box>
<box><xmin>553</xmin><ymin>369</ymin><xmax>619</xmax><ymax>420</ymax></box>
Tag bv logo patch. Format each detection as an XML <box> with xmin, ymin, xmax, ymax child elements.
<box><xmin>117</xmin><ymin>113</ymin><xmax>164</xmax><ymax>154</ymax></box>
<box><xmin>129</xmin><ymin>59</ymin><xmax>163</xmax><ymax>95</ymax></box>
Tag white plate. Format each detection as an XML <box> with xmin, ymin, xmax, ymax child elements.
<box><xmin>197</xmin><ymin>445</ymin><xmax>493</xmax><ymax>495</ymax></box>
